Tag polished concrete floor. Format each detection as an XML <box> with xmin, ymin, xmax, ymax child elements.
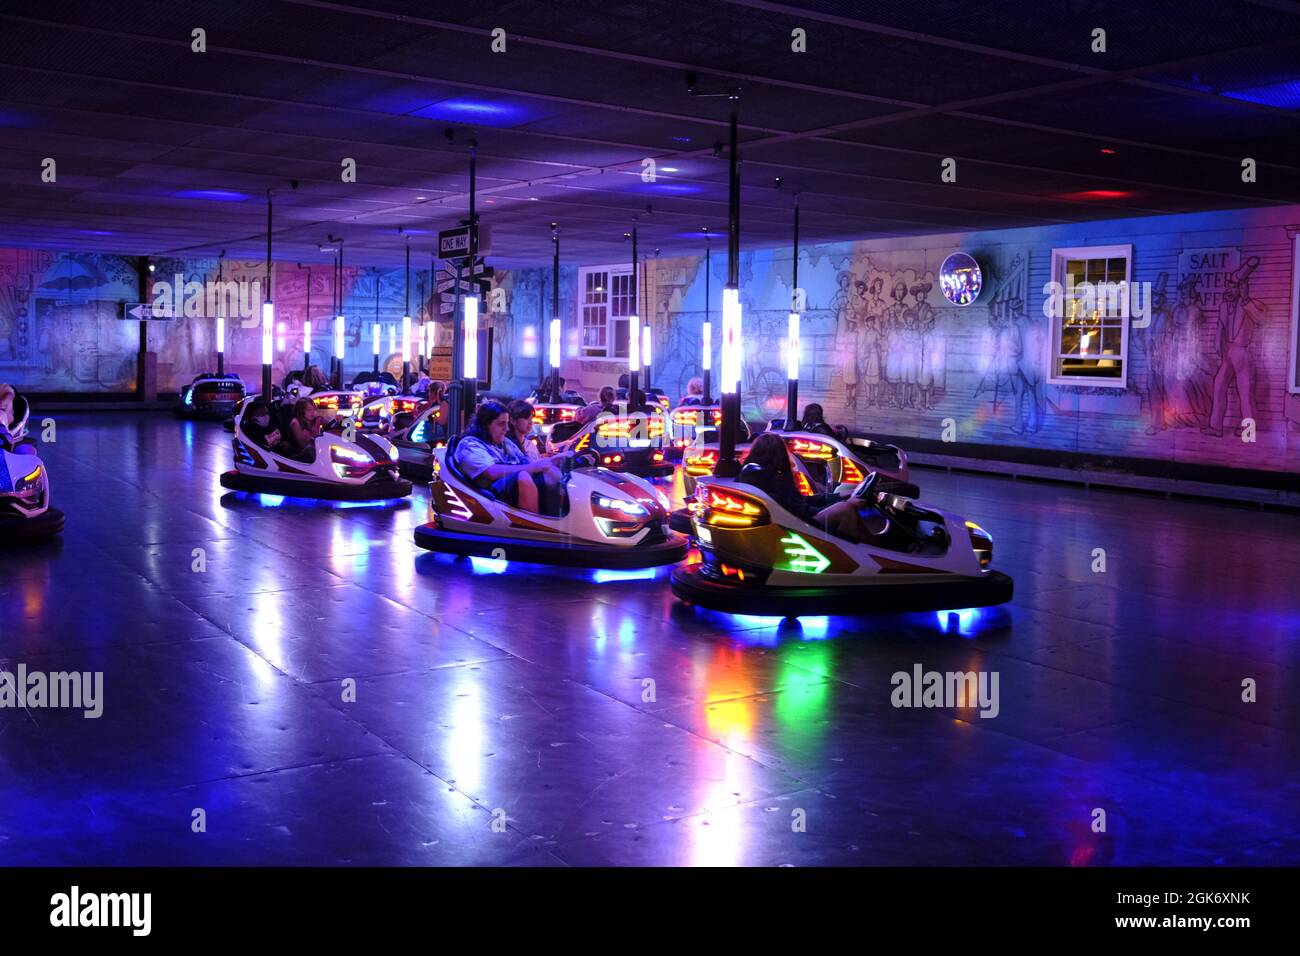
<box><xmin>2</xmin><ymin>411</ymin><xmax>1298</xmax><ymax>866</ymax></box>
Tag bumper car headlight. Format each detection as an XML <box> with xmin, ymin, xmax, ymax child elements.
<box><xmin>331</xmin><ymin>446</ymin><xmax>375</xmax><ymax>479</ymax></box>
<box><xmin>966</xmin><ymin>521</ymin><xmax>993</xmax><ymax>570</ymax></box>
<box><xmin>15</xmin><ymin>464</ymin><xmax>46</xmax><ymax>497</ymax></box>
<box><xmin>591</xmin><ymin>492</ymin><xmax>649</xmax><ymax>537</ymax></box>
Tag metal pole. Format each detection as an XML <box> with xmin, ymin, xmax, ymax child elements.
<box><xmin>216</xmin><ymin>254</ymin><xmax>225</xmax><ymax>376</ymax></box>
<box><xmin>550</xmin><ymin>224</ymin><xmax>560</xmax><ymax>402</ymax></box>
<box><xmin>303</xmin><ymin>264</ymin><xmax>311</xmax><ymax>372</ymax></box>
<box><xmin>373</xmin><ymin>268</ymin><xmax>381</xmax><ymax>373</ymax></box>
<box><xmin>716</xmin><ymin>107</ymin><xmax>742</xmax><ymax>477</ymax></box>
<box><xmin>629</xmin><ymin>222</ymin><xmax>639</xmax><ymax>407</ymax></box>
<box><xmin>262</xmin><ymin>190</ymin><xmax>273</xmax><ymax>401</ymax></box>
<box><xmin>786</xmin><ymin>196</ymin><xmax>799</xmax><ymax>429</ymax></box>
<box><xmin>642</xmin><ymin>252</ymin><xmax>651</xmax><ymax>391</ymax></box>
<box><xmin>402</xmin><ymin>241</ymin><xmax>411</xmax><ymax>388</ymax></box>
<box><xmin>703</xmin><ymin>232</ymin><xmax>712</xmax><ymax>404</ymax></box>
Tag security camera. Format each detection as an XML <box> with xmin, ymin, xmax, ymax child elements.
<box><xmin>685</xmin><ymin>72</ymin><xmax>698</xmax><ymax>92</ymax></box>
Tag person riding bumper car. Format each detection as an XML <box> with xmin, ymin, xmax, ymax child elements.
<box><xmin>414</xmin><ymin>407</ymin><xmax>687</xmax><ymax>569</ymax></box>
<box><xmin>219</xmin><ymin>399</ymin><xmax>411</xmax><ymax>501</ymax></box>
<box><xmin>671</xmin><ymin>461</ymin><xmax>1012</xmax><ymax>617</ymax></box>
<box><xmin>0</xmin><ymin>391</ymin><xmax>64</xmax><ymax>540</ymax></box>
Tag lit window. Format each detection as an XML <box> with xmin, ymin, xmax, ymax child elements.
<box><xmin>578</xmin><ymin>264</ymin><xmax>633</xmax><ymax>358</ymax></box>
<box><xmin>1289</xmin><ymin>231</ymin><xmax>1300</xmax><ymax>394</ymax></box>
<box><xmin>1048</xmin><ymin>244</ymin><xmax>1133</xmax><ymax>388</ymax></box>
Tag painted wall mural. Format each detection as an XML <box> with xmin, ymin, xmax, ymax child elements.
<box><xmin>3</xmin><ymin>203</ymin><xmax>1300</xmax><ymax>478</ymax></box>
<box><xmin>0</xmin><ymin>249</ymin><xmax>450</xmax><ymax>393</ymax></box>
<box><xmin>487</xmin><ymin>204</ymin><xmax>1300</xmax><ymax>477</ymax></box>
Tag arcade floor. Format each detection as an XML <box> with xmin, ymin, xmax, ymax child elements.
<box><xmin>2</xmin><ymin>412</ymin><xmax>1298</xmax><ymax>866</ymax></box>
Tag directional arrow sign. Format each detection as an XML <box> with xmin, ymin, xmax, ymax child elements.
<box><xmin>119</xmin><ymin>302</ymin><xmax>174</xmax><ymax>320</ymax></box>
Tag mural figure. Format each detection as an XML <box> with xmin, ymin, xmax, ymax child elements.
<box><xmin>975</xmin><ymin>255</ymin><xmax>1042</xmax><ymax>433</ymax></box>
<box><xmin>881</xmin><ymin>279</ymin><xmax>909</xmax><ymax>408</ymax></box>
<box><xmin>1135</xmin><ymin>273</ymin><xmax>1171</xmax><ymax>434</ymax></box>
<box><xmin>832</xmin><ymin>272</ymin><xmax>858</xmax><ymax>408</ymax></box>
<box><xmin>916</xmin><ymin>282</ymin><xmax>943</xmax><ymax>410</ymax></box>
<box><xmin>857</xmin><ymin>277</ymin><xmax>885</xmax><ymax>407</ymax></box>
<box><xmin>1204</xmin><ymin>255</ymin><xmax>1264</xmax><ymax>437</ymax></box>
<box><xmin>1157</xmin><ymin>274</ymin><xmax>1212</xmax><ymax>429</ymax></box>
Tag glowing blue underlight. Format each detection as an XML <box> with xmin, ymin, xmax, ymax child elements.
<box><xmin>591</xmin><ymin>567</ymin><xmax>661</xmax><ymax>583</ymax></box>
<box><xmin>470</xmin><ymin>556</ymin><xmax>510</xmax><ymax>574</ymax></box>
<box><xmin>936</xmin><ymin>607</ymin><xmax>984</xmax><ymax>636</ymax></box>
<box><xmin>247</xmin><ymin>493</ymin><xmax>396</xmax><ymax>509</ymax></box>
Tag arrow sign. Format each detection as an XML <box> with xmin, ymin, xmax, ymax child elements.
<box><xmin>119</xmin><ymin>302</ymin><xmax>174</xmax><ymax>320</ymax></box>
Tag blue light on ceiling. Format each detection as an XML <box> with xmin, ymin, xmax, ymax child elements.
<box><xmin>175</xmin><ymin>189</ymin><xmax>252</xmax><ymax>202</ymax></box>
<box><xmin>78</xmin><ymin>229</ymin><xmax>114</xmax><ymax>236</ymax></box>
<box><xmin>1220</xmin><ymin>80</ymin><xmax>1300</xmax><ymax>109</ymax></box>
<box><xmin>632</xmin><ymin>181</ymin><xmax>700</xmax><ymax>195</ymax></box>
<box><xmin>411</xmin><ymin>98</ymin><xmax>531</xmax><ymax>127</ymax></box>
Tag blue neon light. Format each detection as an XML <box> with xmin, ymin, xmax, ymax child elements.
<box><xmin>247</xmin><ymin>493</ymin><xmax>397</xmax><ymax>509</ymax></box>
<box><xmin>591</xmin><ymin>567</ymin><xmax>661</xmax><ymax>583</ymax></box>
<box><xmin>469</xmin><ymin>556</ymin><xmax>510</xmax><ymax>574</ymax></box>
<box><xmin>412</xmin><ymin>98</ymin><xmax>531</xmax><ymax>127</ymax></box>
<box><xmin>1220</xmin><ymin>80</ymin><xmax>1300</xmax><ymax>109</ymax></box>
<box><xmin>935</xmin><ymin>607</ymin><xmax>984</xmax><ymax>636</ymax></box>
<box><xmin>175</xmin><ymin>189</ymin><xmax>252</xmax><ymax>202</ymax></box>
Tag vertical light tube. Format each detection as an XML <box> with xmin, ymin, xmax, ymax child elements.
<box><xmin>261</xmin><ymin>301</ymin><xmax>274</xmax><ymax>366</ymax></box>
<box><xmin>787</xmin><ymin>311</ymin><xmax>800</xmax><ymax>381</ymax></box>
<box><xmin>216</xmin><ymin>315</ymin><xmax>225</xmax><ymax>356</ymax></box>
<box><xmin>372</xmin><ymin>322</ymin><xmax>381</xmax><ymax>356</ymax></box>
<box><xmin>702</xmin><ymin>321</ymin><xmax>711</xmax><ymax>371</ymax></box>
<box><xmin>463</xmin><ymin>295</ymin><xmax>479</xmax><ymax>380</ymax></box>
<box><xmin>721</xmin><ymin>287</ymin><xmax>741</xmax><ymax>394</ymax></box>
<box><xmin>549</xmin><ymin>317</ymin><xmax>561</xmax><ymax>370</ymax></box>
<box><xmin>418</xmin><ymin>323</ymin><xmax>426</xmax><ymax>363</ymax></box>
<box><xmin>304</xmin><ymin>319</ymin><xmax>312</xmax><ymax>356</ymax></box>
<box><xmin>629</xmin><ymin>312</ymin><xmax>641</xmax><ymax>372</ymax></box>
<box><xmin>402</xmin><ymin>315</ymin><xmax>412</xmax><ymax>363</ymax></box>
<box><xmin>334</xmin><ymin>315</ymin><xmax>345</xmax><ymax>364</ymax></box>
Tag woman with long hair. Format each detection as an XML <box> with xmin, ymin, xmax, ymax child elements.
<box><xmin>741</xmin><ymin>433</ymin><xmax>875</xmax><ymax>542</ymax></box>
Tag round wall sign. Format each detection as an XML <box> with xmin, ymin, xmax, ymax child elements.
<box><xmin>939</xmin><ymin>252</ymin><xmax>982</xmax><ymax>306</ymax></box>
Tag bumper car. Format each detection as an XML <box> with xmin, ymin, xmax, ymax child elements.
<box><xmin>548</xmin><ymin>407</ymin><xmax>674</xmax><ymax>479</ymax></box>
<box><xmin>413</xmin><ymin>440</ymin><xmax>688</xmax><ymax>569</ymax></box>
<box><xmin>358</xmin><ymin>393</ymin><xmax>426</xmax><ymax>434</ymax></box>
<box><xmin>679</xmin><ymin>424</ymin><xmax>919</xmax><ymax>500</ymax></box>
<box><xmin>0</xmin><ymin>395</ymin><xmax>64</xmax><ymax>540</ymax></box>
<box><xmin>388</xmin><ymin>402</ymin><xmax>450</xmax><ymax>482</ymax></box>
<box><xmin>219</xmin><ymin>404</ymin><xmax>411</xmax><ymax>501</ymax></box>
<box><xmin>176</xmin><ymin>373</ymin><xmax>246</xmax><ymax>420</ymax></box>
<box><xmin>671</xmin><ymin>469</ymin><xmax>1012</xmax><ymax>617</ymax></box>
<box><xmin>527</xmin><ymin>400</ymin><xmax>585</xmax><ymax>442</ymax></box>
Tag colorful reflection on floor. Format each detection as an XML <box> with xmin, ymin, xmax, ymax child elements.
<box><xmin>1</xmin><ymin>413</ymin><xmax>1298</xmax><ymax>866</ymax></box>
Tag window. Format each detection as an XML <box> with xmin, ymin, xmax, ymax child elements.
<box><xmin>1048</xmin><ymin>244</ymin><xmax>1133</xmax><ymax>388</ymax></box>
<box><xmin>578</xmin><ymin>264</ymin><xmax>634</xmax><ymax>358</ymax></box>
<box><xmin>1289</xmin><ymin>231</ymin><xmax>1300</xmax><ymax>394</ymax></box>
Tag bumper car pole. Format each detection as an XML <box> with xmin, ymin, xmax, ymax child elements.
<box><xmin>716</xmin><ymin>105</ymin><xmax>742</xmax><ymax>480</ymax></box>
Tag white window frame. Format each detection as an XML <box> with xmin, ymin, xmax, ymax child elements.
<box><xmin>577</xmin><ymin>263</ymin><xmax>634</xmax><ymax>359</ymax></box>
<box><xmin>1047</xmin><ymin>244</ymin><xmax>1133</xmax><ymax>389</ymax></box>
<box><xmin>1288</xmin><ymin>231</ymin><xmax>1300</xmax><ymax>394</ymax></box>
